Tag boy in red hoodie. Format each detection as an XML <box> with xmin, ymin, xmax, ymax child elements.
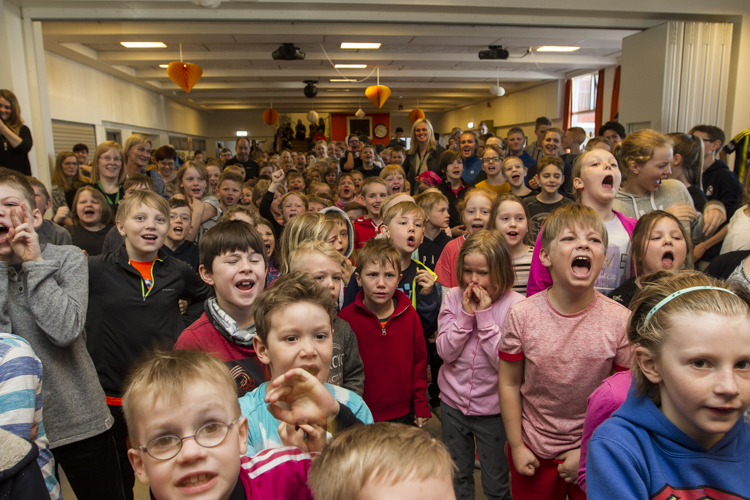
<box><xmin>338</xmin><ymin>239</ymin><xmax>431</xmax><ymax>426</ymax></box>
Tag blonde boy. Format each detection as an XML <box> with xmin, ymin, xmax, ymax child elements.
<box><xmin>308</xmin><ymin>422</ymin><xmax>456</xmax><ymax>500</ymax></box>
<box><xmin>241</xmin><ymin>272</ymin><xmax>373</xmax><ymax>455</ymax></box>
<box><xmin>86</xmin><ymin>190</ymin><xmax>212</xmax><ymax>497</ymax></box>
<box><xmin>217</xmin><ymin>171</ymin><xmax>244</xmax><ymax>212</ymax></box>
<box><xmin>415</xmin><ymin>191</ymin><xmax>451</xmax><ymax>270</ymax></box>
<box><xmin>352</xmin><ymin>177</ymin><xmax>387</xmax><ymax>250</ymax></box>
<box><xmin>498</xmin><ymin>204</ymin><xmax>630</xmax><ymax>499</ymax></box>
<box><xmin>123</xmin><ymin>350</ymin><xmax>319</xmax><ymax>500</ymax></box>
<box><xmin>163</xmin><ymin>197</ymin><xmax>198</xmax><ymax>272</ymax></box>
<box><xmin>339</xmin><ymin>239</ymin><xmax>431</xmax><ymax>425</ymax></box>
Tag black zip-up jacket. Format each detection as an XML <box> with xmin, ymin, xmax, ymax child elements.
<box><xmin>85</xmin><ymin>246</ymin><xmax>212</xmax><ymax>396</ymax></box>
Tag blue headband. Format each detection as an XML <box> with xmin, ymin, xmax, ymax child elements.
<box><xmin>644</xmin><ymin>286</ymin><xmax>738</xmax><ymax>325</ymax></box>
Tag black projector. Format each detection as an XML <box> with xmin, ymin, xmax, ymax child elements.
<box><xmin>272</xmin><ymin>43</ymin><xmax>305</xmax><ymax>61</ymax></box>
<box><xmin>478</xmin><ymin>46</ymin><xmax>509</xmax><ymax>60</ymax></box>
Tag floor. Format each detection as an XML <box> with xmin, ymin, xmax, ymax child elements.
<box><xmin>59</xmin><ymin>409</ymin><xmax>489</xmax><ymax>500</ymax></box>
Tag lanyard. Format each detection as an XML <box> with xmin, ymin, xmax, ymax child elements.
<box><xmin>98</xmin><ymin>182</ymin><xmax>120</xmax><ymax>205</ymax></box>
<box><xmin>415</xmin><ymin>150</ymin><xmax>430</xmax><ymax>175</ymax></box>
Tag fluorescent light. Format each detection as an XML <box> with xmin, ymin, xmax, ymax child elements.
<box><xmin>327</xmin><ymin>88</ymin><xmax>350</xmax><ymax>92</ymax></box>
<box><xmin>537</xmin><ymin>46</ymin><xmax>580</xmax><ymax>52</ymax></box>
<box><xmin>121</xmin><ymin>42</ymin><xmax>167</xmax><ymax>48</ymax></box>
<box><xmin>341</xmin><ymin>43</ymin><xmax>381</xmax><ymax>49</ymax></box>
<box><xmin>468</xmin><ymin>122</ymin><xmax>474</xmax><ymax>129</ymax></box>
<box><xmin>335</xmin><ymin>64</ymin><xmax>367</xmax><ymax>69</ymax></box>
<box><xmin>330</xmin><ymin>78</ymin><xmax>352</xmax><ymax>82</ymax></box>
<box><xmin>159</xmin><ymin>64</ymin><xmax>169</xmax><ymax>68</ymax></box>
<box><xmin>236</xmin><ymin>131</ymin><xmax>248</xmax><ymax>137</ymax></box>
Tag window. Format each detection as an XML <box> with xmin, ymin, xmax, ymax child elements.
<box><xmin>571</xmin><ymin>73</ymin><xmax>598</xmax><ymax>140</ymax></box>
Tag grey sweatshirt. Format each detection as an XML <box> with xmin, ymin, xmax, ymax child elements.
<box><xmin>613</xmin><ymin>179</ymin><xmax>703</xmax><ymax>242</ymax></box>
<box><xmin>327</xmin><ymin>317</ymin><xmax>365</xmax><ymax>397</ymax></box>
<box><xmin>0</xmin><ymin>244</ymin><xmax>113</xmax><ymax>448</ymax></box>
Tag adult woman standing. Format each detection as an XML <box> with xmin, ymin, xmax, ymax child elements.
<box><xmin>0</xmin><ymin>89</ymin><xmax>33</xmax><ymax>175</ymax></box>
<box><xmin>122</xmin><ymin>134</ymin><xmax>167</xmax><ymax>198</ymax></box>
<box><xmin>404</xmin><ymin>118</ymin><xmax>445</xmax><ymax>194</ymax></box>
<box><xmin>51</xmin><ymin>150</ymin><xmax>87</xmax><ymax>225</ymax></box>
<box><xmin>90</xmin><ymin>141</ymin><xmax>126</xmax><ymax>214</ymax></box>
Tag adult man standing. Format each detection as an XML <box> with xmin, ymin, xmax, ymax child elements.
<box><xmin>224</xmin><ymin>137</ymin><xmax>259</xmax><ymax>180</ymax></box>
<box><xmin>524</xmin><ymin>117</ymin><xmax>552</xmax><ymax>162</ymax></box>
<box><xmin>388</xmin><ymin>127</ymin><xmax>407</xmax><ymax>147</ymax></box>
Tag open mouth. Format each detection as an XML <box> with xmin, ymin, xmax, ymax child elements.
<box><xmin>141</xmin><ymin>234</ymin><xmax>158</xmax><ymax>241</ymax></box>
<box><xmin>225</xmin><ymin>197</ymin><xmax>234</xmax><ymax>204</ymax></box>
<box><xmin>571</xmin><ymin>256</ymin><xmax>592</xmax><ymax>276</ymax></box>
<box><xmin>511</xmin><ymin>174</ymin><xmax>521</xmax><ymax>183</ymax></box>
<box><xmin>236</xmin><ymin>279</ymin><xmax>256</xmax><ymax>292</ymax></box>
<box><xmin>661</xmin><ymin>251</ymin><xmax>674</xmax><ymax>268</ymax></box>
<box><xmin>602</xmin><ymin>175</ymin><xmax>614</xmax><ymax>189</ymax></box>
<box><xmin>507</xmin><ymin>231</ymin><xmax>518</xmax><ymax>238</ymax></box>
<box><xmin>0</xmin><ymin>223</ymin><xmax>8</xmax><ymax>243</ymax></box>
<box><xmin>407</xmin><ymin>235</ymin><xmax>416</xmax><ymax>246</ymax></box>
<box><xmin>83</xmin><ymin>208</ymin><xmax>96</xmax><ymax>216</ymax></box>
<box><xmin>392</xmin><ymin>186</ymin><xmax>402</xmax><ymax>193</ymax></box>
<box><xmin>173</xmin><ymin>227</ymin><xmax>183</xmax><ymax>235</ymax></box>
<box><xmin>177</xmin><ymin>472</ymin><xmax>217</xmax><ymax>490</ymax></box>
<box><xmin>471</xmin><ymin>222</ymin><xmax>484</xmax><ymax>232</ymax></box>
<box><xmin>301</xmin><ymin>366</ymin><xmax>320</xmax><ymax>377</ymax></box>
<box><xmin>191</xmin><ymin>188</ymin><xmax>203</xmax><ymax>196</ymax></box>
<box><xmin>264</xmin><ymin>242</ymin><xmax>272</xmax><ymax>255</ymax></box>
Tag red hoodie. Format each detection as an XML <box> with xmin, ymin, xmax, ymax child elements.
<box><xmin>352</xmin><ymin>216</ymin><xmax>380</xmax><ymax>250</ymax></box>
<box><xmin>338</xmin><ymin>290</ymin><xmax>430</xmax><ymax>421</ymax></box>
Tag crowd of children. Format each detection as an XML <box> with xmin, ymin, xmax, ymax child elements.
<box><xmin>1</xmin><ymin>116</ymin><xmax>750</xmax><ymax>500</ymax></box>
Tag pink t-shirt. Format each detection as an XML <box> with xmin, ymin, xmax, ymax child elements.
<box><xmin>498</xmin><ymin>290</ymin><xmax>631</xmax><ymax>458</ymax></box>
<box><xmin>435</xmin><ymin>235</ymin><xmax>466</xmax><ymax>288</ymax></box>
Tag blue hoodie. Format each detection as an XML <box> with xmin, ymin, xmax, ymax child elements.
<box><xmin>587</xmin><ymin>380</ymin><xmax>750</xmax><ymax>499</ymax></box>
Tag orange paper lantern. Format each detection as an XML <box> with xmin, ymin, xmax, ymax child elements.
<box><xmin>166</xmin><ymin>61</ymin><xmax>203</xmax><ymax>93</ymax></box>
<box><xmin>408</xmin><ymin>108</ymin><xmax>425</xmax><ymax>124</ymax></box>
<box><xmin>262</xmin><ymin>108</ymin><xmax>280</xmax><ymax>126</ymax></box>
<box><xmin>365</xmin><ymin>85</ymin><xmax>391</xmax><ymax>109</ymax></box>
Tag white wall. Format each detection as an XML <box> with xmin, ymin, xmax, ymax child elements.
<box><xmin>45</xmin><ymin>51</ymin><xmax>209</xmax><ymax>140</ymax></box>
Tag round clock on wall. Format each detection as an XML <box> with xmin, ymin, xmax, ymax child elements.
<box><xmin>374</xmin><ymin>123</ymin><xmax>389</xmax><ymax>139</ymax></box>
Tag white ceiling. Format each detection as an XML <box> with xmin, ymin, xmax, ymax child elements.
<box><xmin>19</xmin><ymin>0</ymin><xmax>747</xmax><ymax>114</ymax></box>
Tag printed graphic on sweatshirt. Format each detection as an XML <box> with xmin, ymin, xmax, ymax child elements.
<box><xmin>652</xmin><ymin>484</ymin><xmax>747</xmax><ymax>500</ymax></box>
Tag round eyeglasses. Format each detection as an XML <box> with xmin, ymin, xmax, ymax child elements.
<box><xmin>482</xmin><ymin>157</ymin><xmax>501</xmax><ymax>164</ymax></box>
<box><xmin>139</xmin><ymin>419</ymin><xmax>239</xmax><ymax>460</ymax></box>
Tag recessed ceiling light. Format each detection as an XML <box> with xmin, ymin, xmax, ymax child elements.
<box><xmin>121</xmin><ymin>42</ymin><xmax>167</xmax><ymax>48</ymax></box>
<box><xmin>159</xmin><ymin>64</ymin><xmax>169</xmax><ymax>68</ymax></box>
<box><xmin>537</xmin><ymin>46</ymin><xmax>580</xmax><ymax>52</ymax></box>
<box><xmin>335</xmin><ymin>64</ymin><xmax>367</xmax><ymax>69</ymax></box>
<box><xmin>341</xmin><ymin>43</ymin><xmax>381</xmax><ymax>49</ymax></box>
<box><xmin>330</xmin><ymin>79</ymin><xmax>352</xmax><ymax>82</ymax></box>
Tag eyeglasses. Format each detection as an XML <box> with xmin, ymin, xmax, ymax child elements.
<box><xmin>482</xmin><ymin>157</ymin><xmax>501</xmax><ymax>164</ymax></box>
<box><xmin>139</xmin><ymin>419</ymin><xmax>239</xmax><ymax>460</ymax></box>
<box><xmin>100</xmin><ymin>156</ymin><xmax>122</xmax><ymax>163</ymax></box>
<box><xmin>169</xmin><ymin>214</ymin><xmax>191</xmax><ymax>222</ymax></box>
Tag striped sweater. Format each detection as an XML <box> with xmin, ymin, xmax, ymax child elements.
<box><xmin>0</xmin><ymin>333</ymin><xmax>60</xmax><ymax>500</ymax></box>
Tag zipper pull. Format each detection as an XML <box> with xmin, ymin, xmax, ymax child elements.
<box><xmin>381</xmin><ymin>325</ymin><xmax>386</xmax><ymax>336</ymax></box>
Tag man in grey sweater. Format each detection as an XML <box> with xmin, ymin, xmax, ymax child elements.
<box><xmin>0</xmin><ymin>169</ymin><xmax>125</xmax><ymax>500</ymax></box>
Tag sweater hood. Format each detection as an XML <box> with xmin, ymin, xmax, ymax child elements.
<box><xmin>320</xmin><ymin>206</ymin><xmax>354</xmax><ymax>258</ymax></box>
<box><xmin>612</xmin><ymin>378</ymin><xmax>750</xmax><ymax>457</ymax></box>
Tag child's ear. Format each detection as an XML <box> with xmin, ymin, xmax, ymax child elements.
<box><xmin>198</xmin><ymin>264</ymin><xmax>215</xmax><ymax>286</ymax></box>
<box><xmin>628</xmin><ymin>160</ymin><xmax>640</xmax><ymax>174</ymax></box>
<box><xmin>539</xmin><ymin>247</ymin><xmax>552</xmax><ymax>268</ymax></box>
<box><xmin>355</xmin><ymin>271</ymin><xmax>362</xmax><ymax>288</ymax></box>
<box><xmin>560</xmin><ymin>174</ymin><xmax>565</xmax><ymax>184</ymax></box>
<box><xmin>253</xmin><ymin>336</ymin><xmax>271</xmax><ymax>365</ymax></box>
<box><xmin>117</xmin><ymin>220</ymin><xmax>126</xmax><ymax>237</ymax></box>
<box><xmin>30</xmin><ymin>207</ymin><xmax>44</xmax><ymax>230</ymax></box>
<box><xmin>672</xmin><ymin>153</ymin><xmax>682</xmax><ymax>166</ymax></box>
<box><xmin>635</xmin><ymin>346</ymin><xmax>662</xmax><ymax>384</ymax></box>
<box><xmin>127</xmin><ymin>448</ymin><xmax>150</xmax><ymax>486</ymax></box>
<box><xmin>236</xmin><ymin>416</ymin><xmax>248</xmax><ymax>456</ymax></box>
<box><xmin>380</xmin><ymin>225</ymin><xmax>391</xmax><ymax>239</ymax></box>
<box><xmin>572</xmin><ymin>177</ymin><xmax>584</xmax><ymax>190</ymax></box>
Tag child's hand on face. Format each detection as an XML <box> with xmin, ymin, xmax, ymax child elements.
<box><xmin>472</xmin><ymin>284</ymin><xmax>492</xmax><ymax>311</ymax></box>
<box><xmin>511</xmin><ymin>444</ymin><xmax>540</xmax><ymax>477</ymax></box>
<box><xmin>265</xmin><ymin>368</ymin><xmax>340</xmax><ymax>428</ymax></box>
<box><xmin>417</xmin><ymin>268</ymin><xmax>436</xmax><ymax>295</ymax></box>
<box><xmin>461</xmin><ymin>283</ymin><xmax>477</xmax><ymax>315</ymax></box>
<box><xmin>7</xmin><ymin>203</ymin><xmax>42</xmax><ymax>262</ymax></box>
<box><xmin>554</xmin><ymin>448</ymin><xmax>580</xmax><ymax>483</ymax></box>
<box><xmin>342</xmin><ymin>257</ymin><xmax>354</xmax><ymax>285</ymax></box>
<box><xmin>53</xmin><ymin>205</ymin><xmax>70</xmax><ymax>224</ymax></box>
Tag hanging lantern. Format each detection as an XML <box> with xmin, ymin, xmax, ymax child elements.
<box><xmin>408</xmin><ymin>108</ymin><xmax>425</xmax><ymax>124</ymax></box>
<box><xmin>262</xmin><ymin>108</ymin><xmax>279</xmax><ymax>126</ymax></box>
<box><xmin>166</xmin><ymin>61</ymin><xmax>203</xmax><ymax>93</ymax></box>
<box><xmin>355</xmin><ymin>108</ymin><xmax>366</xmax><ymax>119</ymax></box>
<box><xmin>307</xmin><ymin>110</ymin><xmax>319</xmax><ymax>124</ymax></box>
<box><xmin>365</xmin><ymin>68</ymin><xmax>391</xmax><ymax>109</ymax></box>
<box><xmin>489</xmin><ymin>86</ymin><xmax>506</xmax><ymax>97</ymax></box>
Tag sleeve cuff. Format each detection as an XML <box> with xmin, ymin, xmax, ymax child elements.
<box><xmin>613</xmin><ymin>363</ymin><xmax>629</xmax><ymax>372</ymax></box>
<box><xmin>475</xmin><ymin>308</ymin><xmax>495</xmax><ymax>331</ymax></box>
<box><xmin>455</xmin><ymin>308</ymin><xmax>476</xmax><ymax>330</ymax></box>
<box><xmin>498</xmin><ymin>350</ymin><xmax>524</xmax><ymax>362</ymax></box>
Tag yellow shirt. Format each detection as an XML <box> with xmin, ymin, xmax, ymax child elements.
<box><xmin>475</xmin><ymin>180</ymin><xmax>511</xmax><ymax>195</ymax></box>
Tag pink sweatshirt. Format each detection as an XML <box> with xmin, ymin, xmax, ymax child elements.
<box><xmin>437</xmin><ymin>286</ymin><xmax>525</xmax><ymax>416</ymax></box>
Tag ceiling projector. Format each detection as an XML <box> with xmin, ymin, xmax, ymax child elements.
<box><xmin>478</xmin><ymin>46</ymin><xmax>509</xmax><ymax>60</ymax></box>
<box><xmin>272</xmin><ymin>43</ymin><xmax>305</xmax><ymax>61</ymax></box>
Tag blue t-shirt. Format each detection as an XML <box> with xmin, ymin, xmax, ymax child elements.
<box><xmin>461</xmin><ymin>156</ymin><xmax>483</xmax><ymax>184</ymax></box>
<box><xmin>239</xmin><ymin>381</ymin><xmax>373</xmax><ymax>455</ymax></box>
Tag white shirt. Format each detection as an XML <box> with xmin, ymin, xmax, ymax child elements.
<box><xmin>595</xmin><ymin>216</ymin><xmax>631</xmax><ymax>294</ymax></box>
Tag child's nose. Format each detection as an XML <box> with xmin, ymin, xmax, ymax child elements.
<box><xmin>175</xmin><ymin>436</ymin><xmax>207</xmax><ymax>463</ymax></box>
<box><xmin>714</xmin><ymin>367</ymin><xmax>740</xmax><ymax>397</ymax></box>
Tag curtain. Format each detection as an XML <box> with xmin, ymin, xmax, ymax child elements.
<box><xmin>594</xmin><ymin>69</ymin><xmax>605</xmax><ymax>132</ymax></box>
<box><xmin>610</xmin><ymin>65</ymin><xmax>621</xmax><ymax>121</ymax></box>
<box><xmin>562</xmin><ymin>79</ymin><xmax>572</xmax><ymax>131</ymax></box>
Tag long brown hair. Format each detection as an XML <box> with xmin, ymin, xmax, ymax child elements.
<box><xmin>0</xmin><ymin>90</ymin><xmax>23</xmax><ymax>133</ymax></box>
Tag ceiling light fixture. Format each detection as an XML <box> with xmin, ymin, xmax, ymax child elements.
<box><xmin>236</xmin><ymin>131</ymin><xmax>248</xmax><ymax>137</ymax></box>
<box><xmin>159</xmin><ymin>64</ymin><xmax>169</xmax><ymax>68</ymax></box>
<box><xmin>468</xmin><ymin>122</ymin><xmax>475</xmax><ymax>129</ymax></box>
<box><xmin>341</xmin><ymin>43</ymin><xmax>381</xmax><ymax>49</ymax></box>
<box><xmin>121</xmin><ymin>42</ymin><xmax>167</xmax><ymax>48</ymax></box>
<box><xmin>335</xmin><ymin>64</ymin><xmax>367</xmax><ymax>69</ymax></box>
<box><xmin>330</xmin><ymin>79</ymin><xmax>352</xmax><ymax>82</ymax></box>
<box><xmin>537</xmin><ymin>46</ymin><xmax>580</xmax><ymax>52</ymax></box>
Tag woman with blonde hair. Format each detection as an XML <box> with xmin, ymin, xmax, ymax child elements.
<box><xmin>404</xmin><ymin>118</ymin><xmax>445</xmax><ymax>194</ymax></box>
<box><xmin>89</xmin><ymin>140</ymin><xmax>126</xmax><ymax>213</ymax></box>
<box><xmin>0</xmin><ymin>89</ymin><xmax>33</xmax><ymax>175</ymax></box>
<box><xmin>122</xmin><ymin>133</ymin><xmax>168</xmax><ymax>198</ymax></box>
